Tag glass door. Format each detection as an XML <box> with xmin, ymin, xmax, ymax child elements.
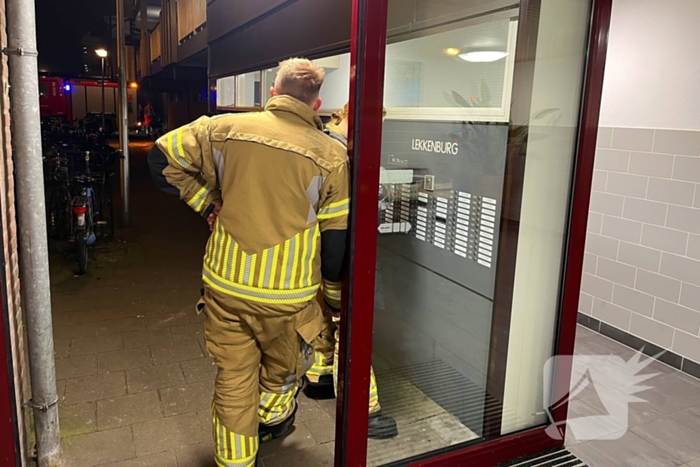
<box><xmin>336</xmin><ymin>0</ymin><xmax>611</xmax><ymax>465</ymax></box>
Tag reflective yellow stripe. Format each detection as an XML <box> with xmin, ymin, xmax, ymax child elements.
<box><xmin>221</xmin><ymin>236</ymin><xmax>232</xmax><ymax>278</ymax></box>
<box><xmin>318</xmin><ymin>198</ymin><xmax>350</xmax><ymax>219</ymax></box>
<box><xmin>215</xmin><ymin>222</ymin><xmax>226</xmax><ymax>274</ymax></box>
<box><xmin>300</xmin><ymin>230</ymin><xmax>309</xmax><ymax>289</ymax></box>
<box><xmin>258</xmin><ymin>249</ymin><xmax>268</xmax><ymax>288</ymax></box>
<box><xmin>203</xmin><ymin>265</ymin><xmax>319</xmax><ymax>305</ymax></box>
<box><xmin>325</xmin><ymin>287</ymin><xmax>341</xmax><ymax>300</ymax></box>
<box><xmin>187</xmin><ymin>184</ymin><xmax>210</xmax><ymax>211</ymax></box>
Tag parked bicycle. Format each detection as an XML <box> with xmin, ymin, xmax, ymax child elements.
<box><xmin>43</xmin><ymin>128</ymin><xmax>121</xmax><ymax>274</ymax></box>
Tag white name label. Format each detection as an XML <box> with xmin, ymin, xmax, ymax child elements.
<box><xmin>411</xmin><ymin>139</ymin><xmax>459</xmax><ymax>155</ymax></box>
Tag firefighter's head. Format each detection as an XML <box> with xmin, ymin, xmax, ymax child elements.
<box><xmin>272</xmin><ymin>58</ymin><xmax>325</xmax><ymax>111</ymax></box>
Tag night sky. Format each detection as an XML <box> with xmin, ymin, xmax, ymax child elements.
<box><xmin>36</xmin><ymin>0</ymin><xmax>114</xmax><ymax>75</ymax></box>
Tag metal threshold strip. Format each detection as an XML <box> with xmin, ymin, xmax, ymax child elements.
<box><xmin>499</xmin><ymin>447</ymin><xmax>588</xmax><ymax>467</ymax></box>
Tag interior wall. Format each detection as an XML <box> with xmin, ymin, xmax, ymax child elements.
<box><xmin>580</xmin><ymin>0</ymin><xmax>700</xmax><ymax>370</ymax></box>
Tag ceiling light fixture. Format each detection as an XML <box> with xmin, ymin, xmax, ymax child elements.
<box><xmin>444</xmin><ymin>47</ymin><xmax>460</xmax><ymax>57</ymax></box>
<box><xmin>459</xmin><ymin>51</ymin><xmax>508</xmax><ymax>63</ymax></box>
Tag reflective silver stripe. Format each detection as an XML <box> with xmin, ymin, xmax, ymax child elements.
<box><xmin>243</xmin><ymin>254</ymin><xmax>252</xmax><ymax>285</ymax></box>
<box><xmin>318</xmin><ymin>201</ymin><xmax>350</xmax><ymax>217</ymax></box>
<box><xmin>225</xmin><ymin>240</ymin><xmax>236</xmax><ymax>280</ymax></box>
<box><xmin>203</xmin><ymin>267</ymin><xmax>318</xmax><ymax>302</ymax></box>
<box><xmin>284</xmin><ymin>235</ymin><xmax>297</xmax><ymax>289</ymax></box>
<box><xmin>302</xmin><ymin>227</ymin><xmax>315</xmax><ymax>287</ymax></box>
<box><xmin>216</xmin><ymin>456</ymin><xmax>255</xmax><ymax>467</ymax></box>
<box><xmin>263</xmin><ymin>247</ymin><xmax>273</xmax><ymax>288</ymax></box>
<box><xmin>190</xmin><ymin>186</ymin><xmax>213</xmax><ymax>211</ymax></box>
<box><xmin>169</xmin><ymin>131</ymin><xmax>190</xmax><ymax>168</ymax></box>
<box><xmin>218</xmin><ymin>419</ymin><xmax>226</xmax><ymax>458</ymax></box>
<box><xmin>213</xmin><ymin>148</ymin><xmax>225</xmax><ymax>184</ymax></box>
<box><xmin>212</xmin><ymin>222</ymin><xmax>224</xmax><ymax>271</ymax></box>
<box><xmin>234</xmin><ymin>433</ymin><xmax>242</xmax><ymax>460</ymax></box>
<box><xmin>325</xmin><ymin>288</ymin><xmax>341</xmax><ymax>299</ymax></box>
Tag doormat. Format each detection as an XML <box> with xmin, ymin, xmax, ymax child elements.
<box><xmin>498</xmin><ymin>447</ymin><xmax>588</xmax><ymax>466</ymax></box>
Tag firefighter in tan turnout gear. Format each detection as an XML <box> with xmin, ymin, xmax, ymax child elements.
<box><xmin>305</xmin><ymin>103</ymin><xmax>398</xmax><ymax>440</ymax></box>
<box><xmin>147</xmin><ymin>58</ymin><xmax>349</xmax><ymax>467</ymax></box>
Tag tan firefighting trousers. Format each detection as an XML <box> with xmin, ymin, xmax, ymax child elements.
<box><xmin>307</xmin><ymin>309</ymin><xmax>381</xmax><ymax>414</ymax></box>
<box><xmin>203</xmin><ymin>287</ymin><xmax>323</xmax><ymax>467</ymax></box>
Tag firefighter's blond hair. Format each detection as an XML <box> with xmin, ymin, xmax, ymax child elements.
<box><xmin>274</xmin><ymin>58</ymin><xmax>326</xmax><ymax>106</ymax></box>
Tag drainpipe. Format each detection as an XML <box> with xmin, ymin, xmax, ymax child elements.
<box><xmin>116</xmin><ymin>0</ymin><xmax>130</xmax><ymax>227</ymax></box>
<box><xmin>4</xmin><ymin>0</ymin><xmax>62</xmax><ymax>465</ymax></box>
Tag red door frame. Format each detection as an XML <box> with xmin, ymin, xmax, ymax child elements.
<box><xmin>0</xmin><ymin>265</ymin><xmax>20</xmax><ymax>464</ymax></box>
<box><xmin>337</xmin><ymin>0</ymin><xmax>612</xmax><ymax>465</ymax></box>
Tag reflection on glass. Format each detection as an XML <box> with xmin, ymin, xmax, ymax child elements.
<box><xmin>216</xmin><ymin>76</ymin><xmax>235</xmax><ymax>107</ymax></box>
<box><xmin>261</xmin><ymin>67</ymin><xmax>278</xmax><ymax>106</ymax></box>
<box><xmin>235</xmin><ymin>71</ymin><xmax>261</xmax><ymax>108</ymax></box>
<box><xmin>365</xmin><ymin>0</ymin><xmax>592</xmax><ymax>465</ymax></box>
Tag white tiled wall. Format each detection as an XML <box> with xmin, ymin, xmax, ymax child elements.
<box><xmin>580</xmin><ymin>127</ymin><xmax>700</xmax><ymax>364</ymax></box>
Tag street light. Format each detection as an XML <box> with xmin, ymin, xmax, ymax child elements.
<box><xmin>95</xmin><ymin>49</ymin><xmax>108</xmax><ymax>132</ymax></box>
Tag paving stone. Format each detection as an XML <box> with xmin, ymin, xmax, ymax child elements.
<box><xmin>55</xmin><ymin>355</ymin><xmax>97</xmax><ymax>381</ymax></box>
<box><xmin>122</xmin><ymin>328</ymin><xmax>173</xmax><ymax>349</ymax></box>
<box><xmin>315</xmin><ymin>398</ymin><xmax>339</xmax><ymax>419</ymax></box>
<box><xmin>71</xmin><ymin>334</ymin><xmax>124</xmax><ymax>357</ymax></box>
<box><xmin>258</xmin><ymin>423</ymin><xmax>318</xmax><ymax>458</ymax></box>
<box><xmin>64</xmin><ymin>372</ymin><xmax>127</xmax><ymax>405</ymax></box>
<box><xmin>160</xmin><ymin>298</ymin><xmax>192</xmax><ymax>315</ymax></box>
<box><xmin>180</xmin><ymin>358</ymin><xmax>217</xmax><ymax>384</ymax></box>
<box><xmin>160</xmin><ymin>381</ymin><xmax>214</xmax><ymax>416</ymax></box>
<box><xmin>53</xmin><ymin>321</ymin><xmax>98</xmax><ymax>340</ymax></box>
<box><xmin>175</xmin><ymin>441</ymin><xmax>215</xmax><ymax>467</ymax></box>
<box><xmin>59</xmin><ymin>402</ymin><xmax>96</xmax><ymax>438</ymax></box>
<box><xmin>151</xmin><ymin>339</ymin><xmax>203</xmax><ymax>365</ymax></box>
<box><xmin>144</xmin><ymin>311</ymin><xmax>191</xmax><ymax>330</ymax></box>
<box><xmin>119</xmin><ymin>301</ymin><xmax>165</xmax><ymax>319</ymax></box>
<box><xmin>97</xmin><ymin>317</ymin><xmax>147</xmax><ymax>336</ymax></box>
<box><xmin>262</xmin><ymin>443</ymin><xmax>334</xmax><ymax>467</ymax></box>
<box><xmin>132</xmin><ymin>412</ymin><xmax>207</xmax><ymax>457</ymax></box>
<box><xmin>62</xmin><ymin>426</ymin><xmax>135</xmax><ymax>467</ymax></box>
<box><xmin>171</xmin><ymin>323</ymin><xmax>205</xmax><ymax>342</ymax></box>
<box><xmin>98</xmin><ymin>347</ymin><xmax>153</xmax><ymax>373</ymax></box>
<box><xmin>70</xmin><ymin>306</ymin><xmax>122</xmax><ymax>324</ymax></box>
<box><xmin>127</xmin><ymin>363</ymin><xmax>185</xmax><ymax>394</ymax></box>
<box><xmin>296</xmin><ymin>395</ymin><xmax>331</xmax><ymax>424</ymax></box>
<box><xmin>97</xmin><ymin>391</ymin><xmax>163</xmax><ymax>431</ymax></box>
<box><xmin>100</xmin><ymin>451</ymin><xmax>177</xmax><ymax>467</ymax></box>
<box><xmin>306</xmin><ymin>418</ymin><xmax>336</xmax><ymax>444</ymax></box>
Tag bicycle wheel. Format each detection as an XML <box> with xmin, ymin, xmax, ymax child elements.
<box><xmin>77</xmin><ymin>232</ymin><xmax>88</xmax><ymax>274</ymax></box>
<box><xmin>48</xmin><ymin>185</ymin><xmax>72</xmax><ymax>239</ymax></box>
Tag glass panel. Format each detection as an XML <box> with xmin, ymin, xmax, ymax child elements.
<box><xmin>314</xmin><ymin>54</ymin><xmax>351</xmax><ymax>113</ymax></box>
<box><xmin>235</xmin><ymin>71</ymin><xmax>261</xmax><ymax>107</ymax></box>
<box><xmin>216</xmin><ymin>76</ymin><xmax>235</xmax><ymax>107</ymax></box>
<box><xmin>261</xmin><ymin>67</ymin><xmax>278</xmax><ymax>106</ymax></box>
<box><xmin>363</xmin><ymin>0</ymin><xmax>592</xmax><ymax>464</ymax></box>
<box><xmin>384</xmin><ymin>18</ymin><xmax>517</xmax><ymax>121</ymax></box>
<box><xmin>501</xmin><ymin>0</ymin><xmax>592</xmax><ymax>434</ymax></box>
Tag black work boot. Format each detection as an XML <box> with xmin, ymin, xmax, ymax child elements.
<box><xmin>259</xmin><ymin>403</ymin><xmax>298</xmax><ymax>443</ymax></box>
<box><xmin>303</xmin><ymin>375</ymin><xmax>335</xmax><ymax>400</ymax></box>
<box><xmin>368</xmin><ymin>412</ymin><xmax>398</xmax><ymax>440</ymax></box>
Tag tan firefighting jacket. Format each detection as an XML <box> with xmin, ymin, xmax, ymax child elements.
<box><xmin>152</xmin><ymin>95</ymin><xmax>349</xmax><ymax>308</ymax></box>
